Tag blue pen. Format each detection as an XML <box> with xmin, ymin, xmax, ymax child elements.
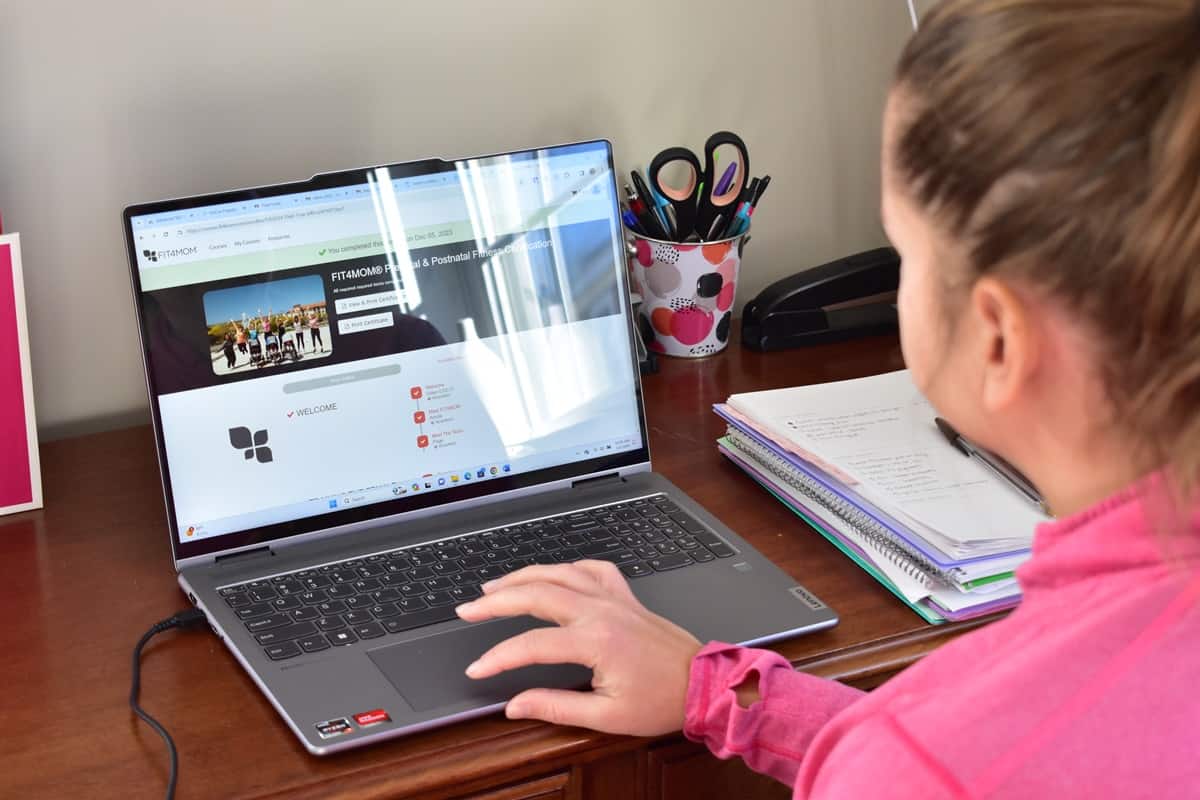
<box><xmin>621</xmin><ymin>208</ymin><xmax>645</xmax><ymax>235</ymax></box>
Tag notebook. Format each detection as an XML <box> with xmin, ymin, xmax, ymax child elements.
<box><xmin>714</xmin><ymin>370</ymin><xmax>1049</xmax><ymax>622</ymax></box>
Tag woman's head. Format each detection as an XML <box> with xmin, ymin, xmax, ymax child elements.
<box><xmin>884</xmin><ymin>0</ymin><xmax>1200</xmax><ymax>510</ymax></box>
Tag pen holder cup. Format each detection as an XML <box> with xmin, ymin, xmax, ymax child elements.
<box><xmin>627</xmin><ymin>230</ymin><xmax>749</xmax><ymax>358</ymax></box>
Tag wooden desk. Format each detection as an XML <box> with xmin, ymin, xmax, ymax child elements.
<box><xmin>0</xmin><ymin>331</ymin><xmax>999</xmax><ymax>799</ymax></box>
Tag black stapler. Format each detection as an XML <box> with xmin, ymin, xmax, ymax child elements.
<box><xmin>741</xmin><ymin>247</ymin><xmax>900</xmax><ymax>351</ymax></box>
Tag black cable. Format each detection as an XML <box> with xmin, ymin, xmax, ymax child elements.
<box><xmin>131</xmin><ymin>608</ymin><xmax>208</xmax><ymax>800</ymax></box>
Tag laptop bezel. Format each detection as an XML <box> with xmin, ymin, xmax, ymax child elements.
<box><xmin>121</xmin><ymin>140</ymin><xmax>654</xmax><ymax>570</ymax></box>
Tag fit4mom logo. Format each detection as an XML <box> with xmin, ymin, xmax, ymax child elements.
<box><xmin>229</xmin><ymin>426</ymin><xmax>273</xmax><ymax>463</ymax></box>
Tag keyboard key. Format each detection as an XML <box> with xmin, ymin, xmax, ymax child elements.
<box><xmin>409</xmin><ymin>553</ymin><xmax>438</xmax><ymax>567</ymax></box>
<box><xmin>327</xmin><ymin>585</ymin><xmax>356</xmax><ymax>599</ymax></box>
<box><xmin>270</xmin><ymin>596</ymin><xmax>302</xmax><ymax>611</ymax></box>
<box><xmin>276</xmin><ymin>580</ymin><xmax>305</xmax><ymax>596</ymax></box>
<box><xmin>409</xmin><ymin>566</ymin><xmax>436</xmax><ymax>580</ymax></box>
<box><xmin>264</xmin><ymin>642</ymin><xmax>302</xmax><ymax>660</ymax></box>
<box><xmin>299</xmin><ymin>590</ymin><xmax>328</xmax><ymax>605</ymax></box>
<box><xmin>431</xmin><ymin>561</ymin><xmax>460</xmax><ymax>576</ymax></box>
<box><xmin>707</xmin><ymin>542</ymin><xmax>736</xmax><ymax>558</ymax></box>
<box><xmin>235</xmin><ymin>603</ymin><xmax>273</xmax><ymax>620</ymax></box>
<box><xmin>449</xmin><ymin>585</ymin><xmax>481</xmax><ymax>602</ymax></box>
<box><xmin>398</xmin><ymin>597</ymin><xmax>428</xmax><ymax>612</ymax></box>
<box><xmin>452</xmin><ymin>571</ymin><xmax>480</xmax><ymax>586</ymax></box>
<box><xmin>291</xmin><ymin>607</ymin><xmax>320</xmax><ymax>622</ymax></box>
<box><xmin>316</xmin><ymin>600</ymin><xmax>348</xmax><ymax>615</ymax></box>
<box><xmin>656</xmin><ymin>542</ymin><xmax>681</xmax><ymax>554</ymax></box>
<box><xmin>371</xmin><ymin>588</ymin><xmax>401</xmax><ymax>603</ymax></box>
<box><xmin>354</xmin><ymin>622</ymin><xmax>386</xmax><ymax>640</ymax></box>
<box><xmin>554</xmin><ymin>548</ymin><xmax>583</xmax><ymax>563</ymax></box>
<box><xmin>255</xmin><ymin>621</ymin><xmax>318</xmax><ymax>646</ymax></box>
<box><xmin>243</xmin><ymin>614</ymin><xmax>290</xmax><ymax>633</ymax></box>
<box><xmin>224</xmin><ymin>593</ymin><xmax>252</xmax><ymax>609</ymax></box>
<box><xmin>649</xmin><ymin>553</ymin><xmax>693</xmax><ymax>572</ymax></box>
<box><xmin>248</xmin><ymin>587</ymin><xmax>277</xmax><ymax>603</ymax></box>
<box><xmin>247</xmin><ymin>580</ymin><xmax>272</xmax><ymax>589</ymax></box>
<box><xmin>365</xmin><ymin>553</ymin><xmax>388</xmax><ymax>563</ymax></box>
<box><xmin>477</xmin><ymin>565</ymin><xmax>506</xmax><ymax>581</ymax></box>
<box><xmin>352</xmin><ymin>578</ymin><xmax>381</xmax><ymax>593</ymax></box>
<box><xmin>460</xmin><ymin>542</ymin><xmax>488</xmax><ymax>556</ymax></box>
<box><xmin>435</xmin><ymin>547</ymin><xmax>463</xmax><ymax>560</ymax></box>
<box><xmin>382</xmin><ymin>605</ymin><xmax>458</xmax><ymax>634</ymax></box>
<box><xmin>643</xmin><ymin>531</ymin><xmax>667</xmax><ymax>544</ymax></box>
<box><xmin>357</xmin><ymin>564</ymin><xmax>387</xmax><ymax>578</ymax></box>
<box><xmin>562</xmin><ymin>534</ymin><xmax>587</xmax><ymax>547</ymax></box>
<box><xmin>369</xmin><ymin>603</ymin><xmax>403</xmax><ymax>620</ymax></box>
<box><xmin>676</xmin><ymin>536</ymin><xmax>701</xmax><ymax>550</ymax></box>
<box><xmin>330</xmin><ymin>569</ymin><xmax>358</xmax><ymax>584</ymax></box>
<box><xmin>344</xmin><ymin>610</ymin><xmax>375</xmax><ymax>626</ymax></box>
<box><xmin>425</xmin><ymin>577</ymin><xmax>454</xmax><ymax>592</ymax></box>
<box><xmin>298</xmin><ymin>635</ymin><xmax>330</xmax><ymax>653</ymax></box>
<box><xmin>328</xmin><ymin>629</ymin><xmax>358</xmax><ymax>646</ymax></box>
<box><xmin>315</xmin><ymin>615</ymin><xmax>345</xmax><ymax>631</ymax></box>
<box><xmin>580</xmin><ymin>540</ymin><xmax>624</xmax><ymax>557</ymax></box>
<box><xmin>397</xmin><ymin>582</ymin><xmax>426</xmax><ymax>596</ymax></box>
<box><xmin>621</xmin><ymin>563</ymin><xmax>653</xmax><ymax>578</ymax></box>
<box><xmin>219</xmin><ymin>586</ymin><xmax>241</xmax><ymax>596</ymax></box>
<box><xmin>460</xmin><ymin>555</ymin><xmax>486</xmax><ymax>569</ymax></box>
<box><xmin>563</xmin><ymin>520</ymin><xmax>599</xmax><ymax>533</ymax></box>
<box><xmin>423</xmin><ymin>591</ymin><xmax>455</xmax><ymax>606</ymax></box>
<box><xmin>590</xmin><ymin>550</ymin><xmax>637</xmax><ymax>566</ymax></box>
<box><xmin>689</xmin><ymin>549</ymin><xmax>715</xmax><ymax>563</ymax></box>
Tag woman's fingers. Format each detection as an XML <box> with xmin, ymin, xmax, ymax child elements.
<box><xmin>455</xmin><ymin>581</ymin><xmax>588</xmax><ymax>627</ymax></box>
<box><xmin>466</xmin><ymin>624</ymin><xmax>594</xmax><ymax>679</ymax></box>
<box><xmin>505</xmin><ymin>688</ymin><xmax>612</xmax><ymax>731</ymax></box>
<box><xmin>481</xmin><ymin>563</ymin><xmax>607</xmax><ymax>598</ymax></box>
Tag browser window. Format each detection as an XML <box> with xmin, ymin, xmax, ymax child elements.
<box><xmin>128</xmin><ymin>143</ymin><xmax>644</xmax><ymax>546</ymax></box>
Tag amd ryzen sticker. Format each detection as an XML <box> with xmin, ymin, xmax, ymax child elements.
<box><xmin>315</xmin><ymin>717</ymin><xmax>353</xmax><ymax>739</ymax></box>
<box><xmin>353</xmin><ymin>709</ymin><xmax>391</xmax><ymax>728</ymax></box>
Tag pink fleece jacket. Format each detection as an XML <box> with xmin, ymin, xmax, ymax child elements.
<box><xmin>684</xmin><ymin>482</ymin><xmax>1200</xmax><ymax>799</ymax></box>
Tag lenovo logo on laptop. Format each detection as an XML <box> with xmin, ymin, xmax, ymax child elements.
<box><xmin>229</xmin><ymin>426</ymin><xmax>273</xmax><ymax>463</ymax></box>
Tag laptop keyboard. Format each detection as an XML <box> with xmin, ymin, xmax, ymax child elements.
<box><xmin>218</xmin><ymin>494</ymin><xmax>736</xmax><ymax>661</ymax></box>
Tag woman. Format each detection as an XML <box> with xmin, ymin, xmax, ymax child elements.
<box><xmin>455</xmin><ymin>2</ymin><xmax>1200</xmax><ymax>796</ymax></box>
<box><xmin>235</xmin><ymin>324</ymin><xmax>248</xmax><ymax>355</ymax></box>
<box><xmin>308</xmin><ymin>308</ymin><xmax>324</xmax><ymax>352</ymax></box>
<box><xmin>291</xmin><ymin>305</ymin><xmax>306</xmax><ymax>351</ymax></box>
<box><xmin>220</xmin><ymin>331</ymin><xmax>236</xmax><ymax>369</ymax></box>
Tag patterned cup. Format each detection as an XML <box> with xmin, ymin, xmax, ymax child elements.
<box><xmin>628</xmin><ymin>230</ymin><xmax>748</xmax><ymax>357</ymax></box>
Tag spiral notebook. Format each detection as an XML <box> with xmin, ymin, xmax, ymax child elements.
<box><xmin>713</xmin><ymin>370</ymin><xmax>1043</xmax><ymax>623</ymax></box>
<box><xmin>718</xmin><ymin>429</ymin><xmax>1020</xmax><ymax>622</ymax></box>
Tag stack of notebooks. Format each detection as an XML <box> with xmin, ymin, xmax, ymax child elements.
<box><xmin>714</xmin><ymin>370</ymin><xmax>1049</xmax><ymax>623</ymax></box>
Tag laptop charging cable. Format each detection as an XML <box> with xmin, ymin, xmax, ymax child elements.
<box><xmin>130</xmin><ymin>607</ymin><xmax>209</xmax><ymax>800</ymax></box>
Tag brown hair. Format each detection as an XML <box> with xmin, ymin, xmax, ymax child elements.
<box><xmin>892</xmin><ymin>0</ymin><xmax>1200</xmax><ymax>509</ymax></box>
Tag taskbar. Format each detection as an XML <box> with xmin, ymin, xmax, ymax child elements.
<box><xmin>179</xmin><ymin>433</ymin><xmax>641</xmax><ymax>543</ymax></box>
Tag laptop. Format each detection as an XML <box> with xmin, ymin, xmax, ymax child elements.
<box><xmin>122</xmin><ymin>140</ymin><xmax>837</xmax><ymax>755</ymax></box>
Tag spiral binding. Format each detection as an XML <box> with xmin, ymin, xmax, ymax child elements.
<box><xmin>725</xmin><ymin>427</ymin><xmax>950</xmax><ymax>586</ymax></box>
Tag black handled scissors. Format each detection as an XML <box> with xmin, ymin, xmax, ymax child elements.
<box><xmin>648</xmin><ymin>131</ymin><xmax>750</xmax><ymax>241</ymax></box>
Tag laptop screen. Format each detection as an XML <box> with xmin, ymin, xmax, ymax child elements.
<box><xmin>124</xmin><ymin>141</ymin><xmax>649</xmax><ymax>562</ymax></box>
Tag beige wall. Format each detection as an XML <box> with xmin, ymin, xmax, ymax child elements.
<box><xmin>0</xmin><ymin>0</ymin><xmax>912</xmax><ymax>437</ymax></box>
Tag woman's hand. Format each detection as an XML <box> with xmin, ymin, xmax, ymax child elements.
<box><xmin>454</xmin><ymin>560</ymin><xmax>703</xmax><ymax>737</ymax></box>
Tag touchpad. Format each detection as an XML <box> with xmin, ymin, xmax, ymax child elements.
<box><xmin>366</xmin><ymin>617</ymin><xmax>593</xmax><ymax>712</ymax></box>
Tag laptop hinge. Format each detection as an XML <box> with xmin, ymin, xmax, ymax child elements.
<box><xmin>571</xmin><ymin>471</ymin><xmax>624</xmax><ymax>489</ymax></box>
<box><xmin>214</xmin><ymin>545</ymin><xmax>274</xmax><ymax>567</ymax></box>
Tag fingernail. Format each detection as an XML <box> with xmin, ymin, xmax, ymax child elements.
<box><xmin>455</xmin><ymin>602</ymin><xmax>474</xmax><ymax>617</ymax></box>
<box><xmin>465</xmin><ymin>659</ymin><xmax>482</xmax><ymax>677</ymax></box>
<box><xmin>481</xmin><ymin>579</ymin><xmax>499</xmax><ymax>592</ymax></box>
<box><xmin>506</xmin><ymin>702</ymin><xmax>526</xmax><ymax>718</ymax></box>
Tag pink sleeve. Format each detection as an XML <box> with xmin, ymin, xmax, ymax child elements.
<box><xmin>683</xmin><ymin>641</ymin><xmax>865</xmax><ymax>787</ymax></box>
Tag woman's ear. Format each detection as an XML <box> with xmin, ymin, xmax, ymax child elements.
<box><xmin>970</xmin><ymin>276</ymin><xmax>1040</xmax><ymax>414</ymax></box>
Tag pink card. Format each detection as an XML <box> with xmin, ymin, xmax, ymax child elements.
<box><xmin>0</xmin><ymin>234</ymin><xmax>42</xmax><ymax>515</ymax></box>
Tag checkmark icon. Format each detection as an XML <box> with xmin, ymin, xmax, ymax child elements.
<box><xmin>287</xmin><ymin>411</ymin><xmax>294</xmax><ymax>418</ymax></box>
<box><xmin>318</xmin><ymin>249</ymin><xmax>327</xmax><ymax>256</ymax></box>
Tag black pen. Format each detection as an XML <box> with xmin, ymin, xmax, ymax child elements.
<box><xmin>625</xmin><ymin>184</ymin><xmax>668</xmax><ymax>240</ymax></box>
<box><xmin>704</xmin><ymin>213</ymin><xmax>726</xmax><ymax>241</ymax></box>
<box><xmin>631</xmin><ymin>170</ymin><xmax>673</xmax><ymax>241</ymax></box>
<box><xmin>934</xmin><ymin>417</ymin><xmax>1047</xmax><ymax>512</ymax></box>
<box><xmin>751</xmin><ymin>174</ymin><xmax>771</xmax><ymax>205</ymax></box>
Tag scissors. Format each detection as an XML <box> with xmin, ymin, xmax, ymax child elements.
<box><xmin>648</xmin><ymin>131</ymin><xmax>750</xmax><ymax>241</ymax></box>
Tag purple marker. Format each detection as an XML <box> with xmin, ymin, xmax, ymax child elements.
<box><xmin>714</xmin><ymin>161</ymin><xmax>737</xmax><ymax>196</ymax></box>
